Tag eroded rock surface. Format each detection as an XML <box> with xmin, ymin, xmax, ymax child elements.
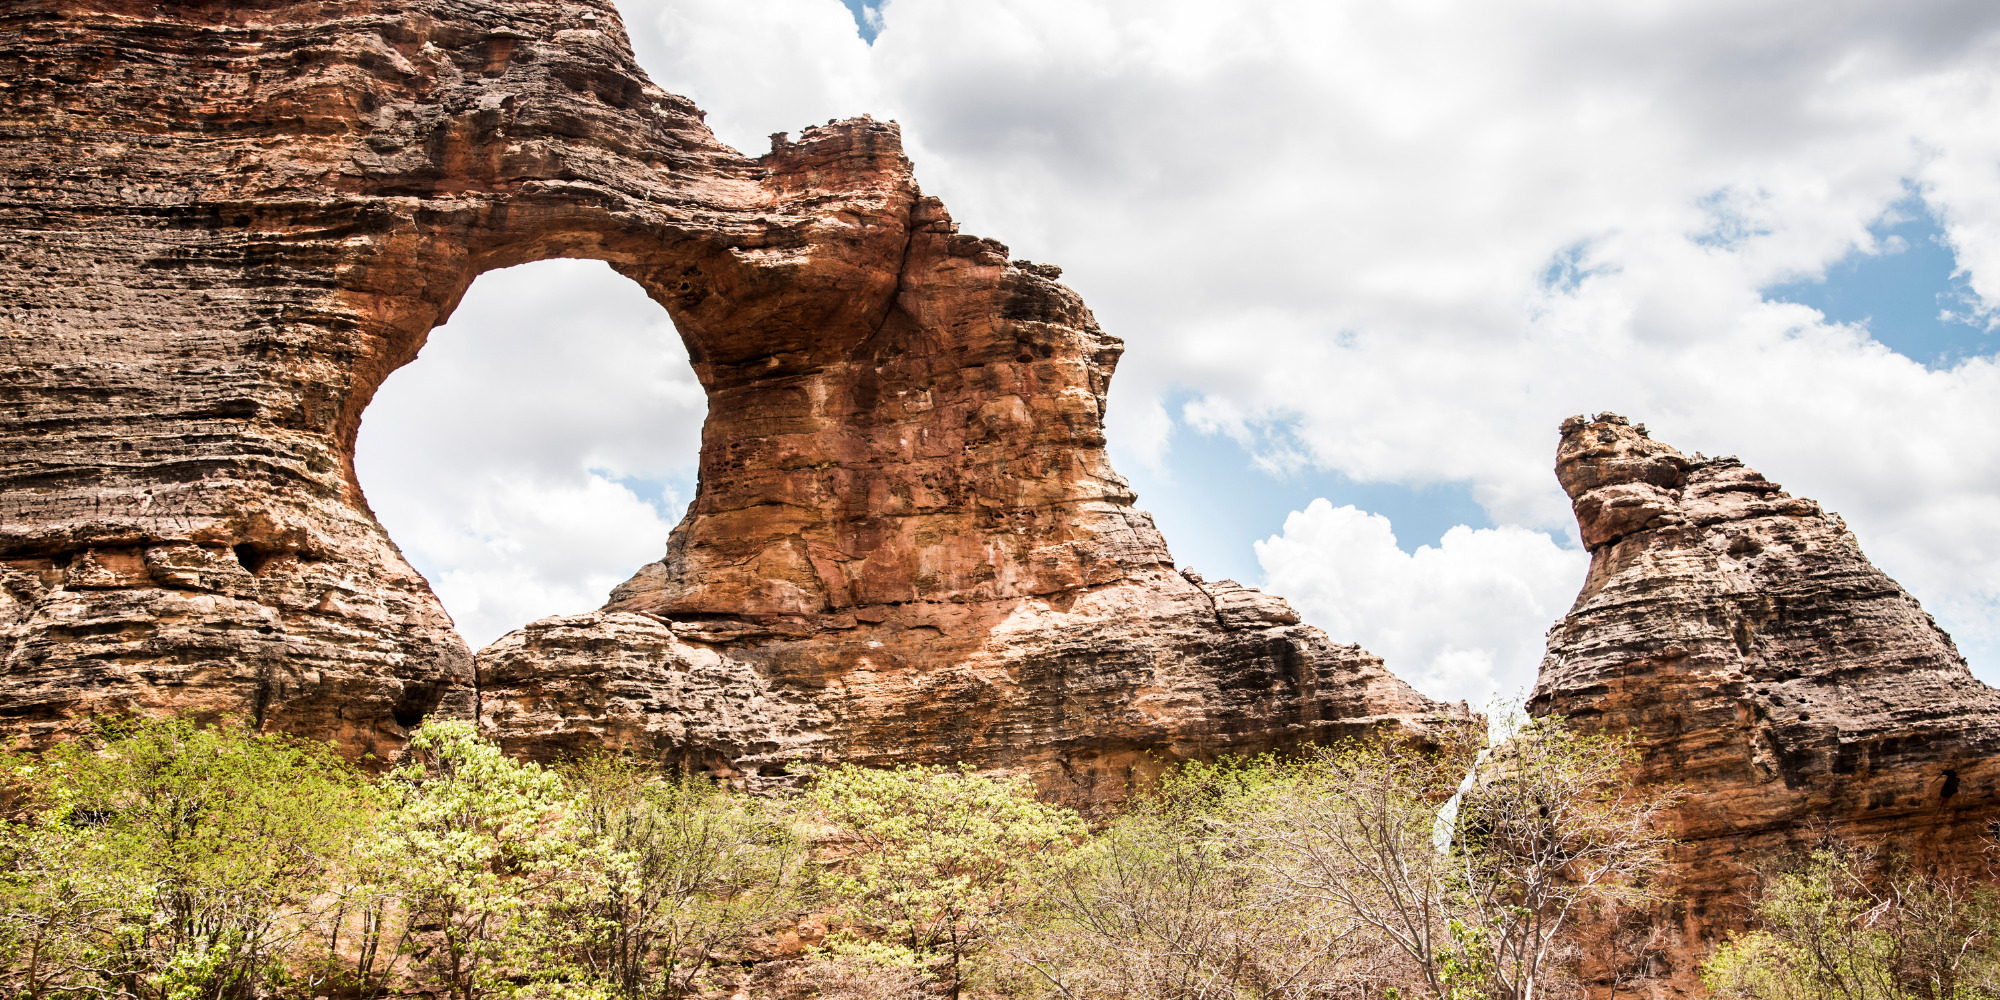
<box><xmin>1531</xmin><ymin>414</ymin><xmax>2000</xmax><ymax>984</ymax></box>
<box><xmin>0</xmin><ymin>0</ymin><xmax>1465</xmax><ymax>779</ymax></box>
<box><xmin>484</xmin><ymin>577</ymin><xmax>1450</xmax><ymax>800</ymax></box>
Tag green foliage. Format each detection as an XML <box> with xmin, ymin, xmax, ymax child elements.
<box><xmin>368</xmin><ymin>719</ymin><xmax>580</xmax><ymax>1000</ymax></box>
<box><xmin>0</xmin><ymin>712</ymin><xmax>1854</xmax><ymax>1000</ymax></box>
<box><xmin>0</xmin><ymin>717</ymin><xmax>821</xmax><ymax>1000</ymax></box>
<box><xmin>1136</xmin><ymin>753</ymin><xmax>1299</xmax><ymax>824</ymax></box>
<box><xmin>548</xmin><ymin>755</ymin><xmax>809</xmax><ymax>999</ymax></box>
<box><xmin>808</xmin><ymin>764</ymin><xmax>1086</xmax><ymax>998</ymax></box>
<box><xmin>787</xmin><ymin>932</ymin><xmax>936</xmax><ymax>1000</ymax></box>
<box><xmin>1704</xmin><ymin>849</ymin><xmax>2000</xmax><ymax>1000</ymax></box>
<box><xmin>0</xmin><ymin>716</ymin><xmax>372</xmax><ymax>1000</ymax></box>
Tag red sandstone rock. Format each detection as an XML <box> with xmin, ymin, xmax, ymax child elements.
<box><xmin>481</xmin><ymin>576</ymin><xmax>1450</xmax><ymax>802</ymax></box>
<box><xmin>0</xmin><ymin>0</ymin><xmax>1466</xmax><ymax>783</ymax></box>
<box><xmin>1531</xmin><ymin>414</ymin><xmax>2000</xmax><ymax>989</ymax></box>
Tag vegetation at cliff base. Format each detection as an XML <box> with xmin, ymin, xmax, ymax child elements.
<box><xmin>1704</xmin><ymin>848</ymin><xmax>2000</xmax><ymax>1000</ymax></box>
<box><xmin>0</xmin><ymin>714</ymin><xmax>1683</xmax><ymax>999</ymax></box>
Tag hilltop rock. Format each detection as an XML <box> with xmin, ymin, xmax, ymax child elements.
<box><xmin>1531</xmin><ymin>414</ymin><xmax>2000</xmax><ymax>985</ymax></box>
<box><xmin>0</xmin><ymin>0</ymin><xmax>1466</xmax><ymax>785</ymax></box>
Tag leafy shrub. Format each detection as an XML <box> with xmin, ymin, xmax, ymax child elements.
<box><xmin>0</xmin><ymin>717</ymin><xmax>372</xmax><ymax>1000</ymax></box>
<box><xmin>780</xmin><ymin>933</ymin><xmax>936</xmax><ymax>1000</ymax></box>
<box><xmin>1705</xmin><ymin>848</ymin><xmax>2000</xmax><ymax>1000</ymax></box>
<box><xmin>807</xmin><ymin>764</ymin><xmax>1086</xmax><ymax>999</ymax></box>
<box><xmin>0</xmin><ymin>713</ymin><xmax>1711</xmax><ymax>1000</ymax></box>
<box><xmin>365</xmin><ymin>719</ymin><xmax>581</xmax><ymax>999</ymax></box>
<box><xmin>0</xmin><ymin>717</ymin><xmax>814</xmax><ymax>1000</ymax></box>
<box><xmin>549</xmin><ymin>755</ymin><xmax>809</xmax><ymax>998</ymax></box>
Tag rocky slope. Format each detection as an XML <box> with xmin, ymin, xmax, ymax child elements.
<box><xmin>0</xmin><ymin>0</ymin><xmax>1466</xmax><ymax>784</ymax></box>
<box><xmin>1531</xmin><ymin>414</ymin><xmax>2000</xmax><ymax>985</ymax></box>
<box><xmin>480</xmin><ymin>575</ymin><xmax>1449</xmax><ymax>800</ymax></box>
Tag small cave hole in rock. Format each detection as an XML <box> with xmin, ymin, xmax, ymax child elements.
<box><xmin>353</xmin><ymin>259</ymin><xmax>705</xmax><ymax>652</ymax></box>
<box><xmin>391</xmin><ymin>683</ymin><xmax>438</xmax><ymax>729</ymax></box>
<box><xmin>232</xmin><ymin>543</ymin><xmax>270</xmax><ymax>575</ymax></box>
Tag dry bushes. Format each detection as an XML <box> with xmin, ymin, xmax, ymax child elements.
<box><xmin>0</xmin><ymin>714</ymin><xmax>1677</xmax><ymax>1000</ymax></box>
<box><xmin>1004</xmin><ymin>718</ymin><xmax>1675</xmax><ymax>1000</ymax></box>
<box><xmin>1705</xmin><ymin>848</ymin><xmax>2000</xmax><ymax>1000</ymax></box>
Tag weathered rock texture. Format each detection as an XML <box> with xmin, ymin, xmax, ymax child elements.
<box><xmin>481</xmin><ymin>574</ymin><xmax>1451</xmax><ymax>799</ymax></box>
<box><xmin>1531</xmin><ymin>414</ymin><xmax>2000</xmax><ymax>986</ymax></box>
<box><xmin>0</xmin><ymin>0</ymin><xmax>1464</xmax><ymax>784</ymax></box>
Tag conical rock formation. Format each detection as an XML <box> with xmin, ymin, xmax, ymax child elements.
<box><xmin>1532</xmin><ymin>413</ymin><xmax>2000</xmax><ymax>983</ymax></box>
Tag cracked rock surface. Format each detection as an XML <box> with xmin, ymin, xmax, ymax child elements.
<box><xmin>0</xmin><ymin>0</ymin><xmax>1466</xmax><ymax>789</ymax></box>
<box><xmin>1532</xmin><ymin>414</ymin><xmax>2000</xmax><ymax>985</ymax></box>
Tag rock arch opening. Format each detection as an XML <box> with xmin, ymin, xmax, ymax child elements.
<box><xmin>355</xmin><ymin>258</ymin><xmax>705</xmax><ymax>651</ymax></box>
<box><xmin>0</xmin><ymin>0</ymin><xmax>1463</xmax><ymax>790</ymax></box>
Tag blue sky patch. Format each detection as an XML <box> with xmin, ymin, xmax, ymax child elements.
<box><xmin>604</xmin><ymin>470</ymin><xmax>697</xmax><ymax>527</ymax></box>
<box><xmin>1540</xmin><ymin>238</ymin><xmax>1614</xmax><ymax>293</ymax></box>
<box><xmin>1765</xmin><ymin>193</ymin><xmax>1993</xmax><ymax>369</ymax></box>
<box><xmin>1692</xmin><ymin>188</ymin><xmax>1774</xmax><ymax>250</ymax></box>
<box><xmin>838</xmin><ymin>0</ymin><xmax>882</xmax><ymax>43</ymax></box>
<box><xmin>1113</xmin><ymin>410</ymin><xmax>1493</xmax><ymax>585</ymax></box>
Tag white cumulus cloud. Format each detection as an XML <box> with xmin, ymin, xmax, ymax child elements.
<box><xmin>352</xmin><ymin>0</ymin><xmax>2000</xmax><ymax>698</ymax></box>
<box><xmin>354</xmin><ymin>259</ymin><xmax>704</xmax><ymax>648</ymax></box>
<box><xmin>611</xmin><ymin>0</ymin><xmax>2000</xmax><ymax>684</ymax></box>
<box><xmin>1257</xmin><ymin>501</ymin><xmax>1588</xmax><ymax>705</ymax></box>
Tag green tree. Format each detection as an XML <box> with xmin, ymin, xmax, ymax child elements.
<box><xmin>808</xmin><ymin>764</ymin><xmax>1085</xmax><ymax>999</ymax></box>
<box><xmin>372</xmin><ymin>719</ymin><xmax>576</xmax><ymax>1000</ymax></box>
<box><xmin>1705</xmin><ymin>849</ymin><xmax>2000</xmax><ymax>1000</ymax></box>
<box><xmin>548</xmin><ymin>757</ymin><xmax>808</xmax><ymax>999</ymax></box>
<box><xmin>0</xmin><ymin>716</ymin><xmax>372</xmax><ymax>1000</ymax></box>
<box><xmin>0</xmin><ymin>795</ymin><xmax>146</xmax><ymax>1000</ymax></box>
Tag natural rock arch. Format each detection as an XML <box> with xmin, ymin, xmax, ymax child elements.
<box><xmin>352</xmin><ymin>256</ymin><xmax>706</xmax><ymax>650</ymax></box>
<box><xmin>0</xmin><ymin>0</ymin><xmax>1464</xmax><ymax>790</ymax></box>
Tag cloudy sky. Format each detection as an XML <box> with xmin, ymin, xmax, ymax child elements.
<box><xmin>356</xmin><ymin>0</ymin><xmax>2000</xmax><ymax>707</ymax></box>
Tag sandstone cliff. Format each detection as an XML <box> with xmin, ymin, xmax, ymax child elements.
<box><xmin>0</xmin><ymin>0</ymin><xmax>1465</xmax><ymax>787</ymax></box>
<box><xmin>1531</xmin><ymin>414</ymin><xmax>2000</xmax><ymax>985</ymax></box>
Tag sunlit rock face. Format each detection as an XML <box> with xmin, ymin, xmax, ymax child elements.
<box><xmin>1532</xmin><ymin>414</ymin><xmax>2000</xmax><ymax>985</ymax></box>
<box><xmin>0</xmin><ymin>0</ymin><xmax>1467</xmax><ymax>788</ymax></box>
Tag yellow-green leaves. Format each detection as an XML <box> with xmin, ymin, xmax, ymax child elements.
<box><xmin>546</xmin><ymin>755</ymin><xmax>808</xmax><ymax>999</ymax></box>
<box><xmin>807</xmin><ymin>764</ymin><xmax>1085</xmax><ymax>998</ymax></box>
<box><xmin>1704</xmin><ymin>850</ymin><xmax>2000</xmax><ymax>1000</ymax></box>
<box><xmin>376</xmin><ymin>719</ymin><xmax>578</xmax><ymax>1000</ymax></box>
<box><xmin>0</xmin><ymin>716</ymin><xmax>374</xmax><ymax>1000</ymax></box>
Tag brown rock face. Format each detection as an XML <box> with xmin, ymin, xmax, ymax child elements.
<box><xmin>1531</xmin><ymin>414</ymin><xmax>2000</xmax><ymax>982</ymax></box>
<box><xmin>0</xmin><ymin>1</ymin><xmax>1464</xmax><ymax>783</ymax></box>
<box><xmin>482</xmin><ymin>574</ymin><xmax>1451</xmax><ymax>799</ymax></box>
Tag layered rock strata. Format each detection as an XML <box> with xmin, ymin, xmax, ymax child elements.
<box><xmin>0</xmin><ymin>0</ymin><xmax>1465</xmax><ymax>781</ymax></box>
<box><xmin>1531</xmin><ymin>414</ymin><xmax>2000</xmax><ymax>982</ymax></box>
<box><xmin>481</xmin><ymin>575</ymin><xmax>1448</xmax><ymax>799</ymax></box>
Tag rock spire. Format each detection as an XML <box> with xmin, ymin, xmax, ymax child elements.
<box><xmin>1532</xmin><ymin>413</ymin><xmax>2000</xmax><ymax>982</ymax></box>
